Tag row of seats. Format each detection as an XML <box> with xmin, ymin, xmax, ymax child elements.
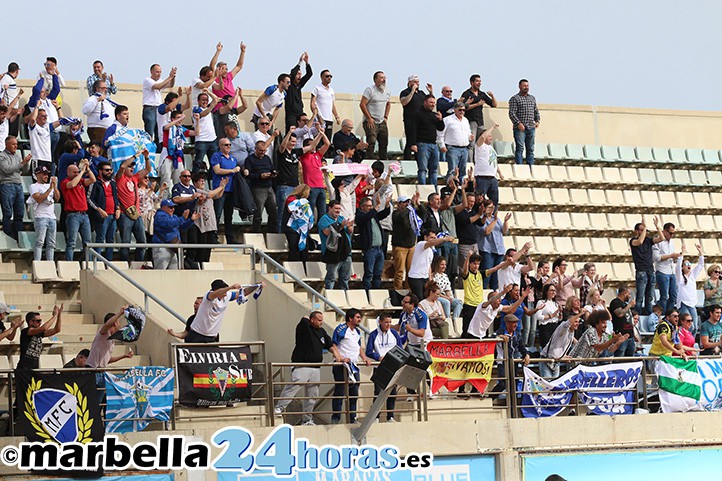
<box><xmin>283</xmin><ymin>261</ymin><xmax>386</xmax><ymax>285</ymax></box>
<box><xmin>511</xmin><ymin>212</ymin><xmax>722</xmax><ymax>237</ymax></box>
<box><xmin>501</xmin><ymin>187</ymin><xmax>722</xmax><ymax>214</ymax></box>
<box><xmin>496</xmin><ymin>164</ymin><xmax>722</xmax><ymax>192</ymax></box>
<box><xmin>494</xmin><ymin>141</ymin><xmax>722</xmax><ymax>168</ymax></box>
<box><xmin>31</xmin><ymin>259</ymin><xmax>229</xmax><ymax>283</ymax></box>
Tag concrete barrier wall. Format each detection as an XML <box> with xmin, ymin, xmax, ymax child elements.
<box><xmin>15</xmin><ymin>79</ymin><xmax>722</xmax><ymax>150</ymax></box>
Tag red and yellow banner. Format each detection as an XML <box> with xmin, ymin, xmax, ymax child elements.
<box><xmin>426</xmin><ymin>341</ymin><xmax>497</xmax><ymax>394</ymax></box>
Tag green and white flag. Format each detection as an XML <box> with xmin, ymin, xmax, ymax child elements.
<box><xmin>657</xmin><ymin>356</ymin><xmax>702</xmax><ymax>413</ymax></box>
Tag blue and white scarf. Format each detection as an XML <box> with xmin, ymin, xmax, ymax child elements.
<box><xmin>235</xmin><ymin>284</ymin><xmax>264</xmax><ymax>304</ymax></box>
<box><xmin>166</xmin><ymin>125</ymin><xmax>188</xmax><ymax>169</ymax></box>
<box><xmin>106</xmin><ymin>125</ymin><xmax>158</xmax><ymax>176</ymax></box>
<box><xmin>287</xmin><ymin>198</ymin><xmax>314</xmax><ymax>250</ymax></box>
<box><xmin>408</xmin><ymin>204</ymin><xmax>423</xmax><ymax>237</ymax></box>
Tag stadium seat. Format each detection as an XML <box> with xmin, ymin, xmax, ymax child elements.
<box><xmin>498</xmin><ymin>163</ymin><xmax>513</xmax><ymax>181</ymax></box>
<box><xmin>325</xmin><ymin>290</ymin><xmax>350</xmax><ymax>309</ymax></box>
<box><xmin>678</xmin><ymin>215</ymin><xmax>699</xmax><ymax>232</ymax></box>
<box><xmin>56</xmin><ymin>261</ymin><xmax>80</xmax><ymax>282</ymax></box>
<box><xmin>572</xmin><ymin>237</ymin><xmax>593</xmax><ymax>257</ymax></box>
<box><xmin>130</xmin><ymin>261</ymin><xmax>151</xmax><ymax>269</ymax></box>
<box><xmin>702</xmin><ymin>149</ymin><xmax>720</xmax><ymax>165</ymax></box>
<box><xmin>0</xmin><ymin>233</ymin><xmax>20</xmax><ymax>252</ymax></box>
<box><xmin>696</xmin><ymin>215</ymin><xmax>715</xmax><ymax>233</ymax></box>
<box><xmin>400</xmin><ymin>161</ymin><xmax>417</xmax><ymax>179</ymax></box>
<box><xmin>689</xmin><ymin>170</ymin><xmax>708</xmax><ymax>187</ymax></box>
<box><xmin>494</xmin><ymin>141</ymin><xmax>514</xmax><ymax>158</ymax></box>
<box><xmin>635</xmin><ymin>146</ymin><xmax>654</xmax><ymax>163</ymax></box>
<box><xmin>547</xmin><ymin>144</ymin><xmax>566</xmax><ymax>160</ymax></box>
<box><xmin>604</xmin><ymin>190</ymin><xmax>625</xmax><ymax>209</ymax></box>
<box><xmin>533</xmin><ymin>236</ymin><xmax>555</xmax><ymax>255</ymax></box>
<box><xmin>283</xmin><ymin>262</ymin><xmax>306</xmax><ymax>283</ymax></box>
<box><xmin>266</xmin><ymin>233</ymin><xmax>288</xmax><ymax>252</ymax></box>
<box><xmin>530</xmin><ymin>165</ymin><xmax>551</xmax><ymax>182</ymax></box>
<box><xmin>588</xmin><ymin>213</ymin><xmax>608</xmax><ymax>232</ymax></box>
<box><xmin>346</xmin><ymin>289</ymin><xmax>371</xmax><ymax>309</ymax></box>
<box><xmin>637</xmin><ymin>168</ymin><xmax>657</xmax><ymax>186</ymax></box>
<box><xmin>669</xmin><ymin>148</ymin><xmax>687</xmax><ymax>164</ymax></box>
<box><xmin>514</xmin><ymin>211</ymin><xmax>536</xmax><ymax>231</ymax></box>
<box><xmin>552</xmin><ymin>212</ymin><xmax>573</xmax><ymax>231</ymax></box>
<box><xmin>612</xmin><ymin>263</ymin><xmax>634</xmax><ymax>282</ymax></box>
<box><xmin>201</xmin><ymin>262</ymin><xmax>224</xmax><ymax>270</ymax></box>
<box><xmin>583</xmin><ymin>145</ymin><xmax>603</xmax><ymax>162</ymax></box>
<box><xmin>305</xmin><ymin>262</ymin><xmax>325</xmax><ymax>282</ymax></box>
<box><xmin>532</xmin><ymin>187</ymin><xmax>552</xmax><ymax>205</ymax></box>
<box><xmin>551</xmin><ymin>188</ymin><xmax>573</xmax><ymax>208</ymax></box>
<box><xmin>21</xmin><ymin>176</ymin><xmax>32</xmax><ymax>195</ymax></box>
<box><xmin>652</xmin><ymin>147</ymin><xmax>671</xmax><ymax>164</ymax></box>
<box><xmin>687</xmin><ymin>149</ymin><xmax>704</xmax><ymax>165</ymax></box>
<box><xmin>706</xmin><ymin>170</ymin><xmax>722</xmax><ymax>187</ymax></box>
<box><xmin>569</xmin><ymin>189</ymin><xmax>591</xmax><ymax>211</ymax></box>
<box><xmin>701</xmin><ymin>238</ymin><xmax>721</xmax><ymax>256</ymax></box>
<box><xmin>535</xmin><ymin>143</ymin><xmax>550</xmax><ymax>160</ymax></box>
<box><xmin>584</xmin><ymin>166</ymin><xmax>604</xmax><ymax>185</ymax></box>
<box><xmin>33</xmin><ymin>261</ymin><xmax>59</xmax><ymax>282</ymax></box>
<box><xmin>396</xmin><ymin>184</ymin><xmax>417</xmax><ymax>200</ymax></box>
<box><xmin>513</xmin><ymin>187</ymin><xmax>534</xmax><ymax>207</ymax></box>
<box><xmin>566</xmin><ymin>166</ymin><xmax>588</xmax><ymax>187</ymax></box>
<box><xmin>243</xmin><ymin>233</ymin><xmax>267</xmax><ymax>250</ymax></box>
<box><xmin>640</xmin><ymin>190</ymin><xmax>661</xmax><ymax>209</ymax></box>
<box><xmin>671</xmin><ymin>170</ymin><xmax>692</xmax><ymax>189</ymax></box>
<box><xmin>547</xmin><ymin>165</ymin><xmax>568</xmax><ymax>182</ymax></box>
<box><xmin>618</xmin><ymin>146</ymin><xmax>638</xmax><ymax>163</ymax></box>
<box><xmin>601</xmin><ymin>145</ymin><xmax>620</xmax><ymax>162</ymax></box>
<box><xmin>570</xmin><ymin>212</ymin><xmax>591</xmax><ymax>230</ymax></box>
<box><xmin>590</xmin><ymin>238</ymin><xmax>612</xmax><ymax>256</ymax></box>
<box><xmin>17</xmin><ymin>231</ymin><xmax>37</xmax><ymax>251</ymax></box>
<box><xmin>368</xmin><ymin>290</ymin><xmax>397</xmax><ymax>310</ymax></box>
<box><xmin>566</xmin><ymin>144</ymin><xmax>584</xmax><ymax>160</ymax></box>
<box><xmin>499</xmin><ymin>187</ymin><xmax>515</xmax><ymax>205</ymax></box>
<box><xmin>675</xmin><ymin>192</ymin><xmax>696</xmax><ymax>211</ymax></box>
<box><xmin>609</xmin><ymin>237</ymin><xmax>629</xmax><ymax>255</ymax></box>
<box><xmin>512</xmin><ymin>164</ymin><xmax>533</xmax><ymax>184</ymax></box>
<box><xmin>618</xmin><ymin>168</ymin><xmax>640</xmax><ymax>186</ymax></box>
<box><xmin>655</xmin><ymin>169</ymin><xmax>674</xmax><ymax>185</ymax></box>
<box><xmin>109</xmin><ymin>261</ymin><xmax>130</xmax><ymax>270</ymax></box>
<box><xmin>602</xmin><ymin>167</ymin><xmax>624</xmax><ymax>187</ymax></box>
<box><xmin>43</xmin><ymin>355</ymin><xmax>65</xmax><ymax>369</ymax></box>
<box><xmin>534</xmin><ymin>212</ymin><xmax>554</xmax><ymax>231</ymax></box>
<box><xmin>554</xmin><ymin>237</ymin><xmax>574</xmax><ymax>255</ymax></box>
<box><xmin>417</xmin><ymin>185</ymin><xmax>437</xmax><ymax>199</ymax></box>
<box><xmin>622</xmin><ymin>190</ymin><xmax>642</xmax><ymax>211</ymax></box>
<box><xmin>607</xmin><ymin>213</ymin><xmax>627</xmax><ymax>232</ymax></box>
<box><xmin>351</xmin><ymin>262</ymin><xmax>364</xmax><ymax>280</ymax></box>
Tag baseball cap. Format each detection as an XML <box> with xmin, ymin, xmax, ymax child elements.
<box><xmin>0</xmin><ymin>303</ymin><xmax>10</xmax><ymax>315</ymax></box>
<box><xmin>34</xmin><ymin>165</ymin><xmax>50</xmax><ymax>175</ymax></box>
<box><xmin>407</xmin><ymin>75</ymin><xmax>419</xmax><ymax>83</ymax></box>
<box><xmin>211</xmin><ymin>279</ymin><xmax>229</xmax><ymax>291</ymax></box>
<box><xmin>160</xmin><ymin>199</ymin><xmax>176</xmax><ymax>208</ymax></box>
<box><xmin>397</xmin><ymin>195</ymin><xmax>410</xmax><ymax>203</ymax></box>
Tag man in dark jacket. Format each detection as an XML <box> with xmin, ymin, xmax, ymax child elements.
<box><xmin>87</xmin><ymin>160</ymin><xmax>120</xmax><ymax>260</ymax></box>
<box><xmin>273</xmin><ymin>311</ymin><xmax>342</xmax><ymax>425</ymax></box>
<box><xmin>356</xmin><ymin>196</ymin><xmax>391</xmax><ymax>290</ymax></box>
<box><xmin>244</xmin><ymin>141</ymin><xmax>277</xmax><ymax>233</ymax></box>
<box><xmin>409</xmin><ymin>94</ymin><xmax>444</xmax><ymax>185</ymax></box>
<box><xmin>152</xmin><ymin>199</ymin><xmax>198</xmax><ymax>269</ymax></box>
<box><xmin>285</xmin><ymin>52</ymin><xmax>313</xmax><ymax>132</ymax></box>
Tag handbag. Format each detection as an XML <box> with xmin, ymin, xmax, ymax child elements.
<box><xmin>123</xmin><ymin>179</ymin><xmax>140</xmax><ymax>220</ymax></box>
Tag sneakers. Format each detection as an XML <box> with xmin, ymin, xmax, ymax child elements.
<box><xmin>301</xmin><ymin>419</ymin><xmax>316</xmax><ymax>426</ymax></box>
<box><xmin>387</xmin><ymin>417</ymin><xmax>396</xmax><ymax>423</ymax></box>
<box><xmin>331</xmin><ymin>418</ymin><xmax>341</xmax><ymax>424</ymax></box>
<box><xmin>374</xmin><ymin>418</ymin><xmax>380</xmax><ymax>423</ymax></box>
<box><xmin>273</xmin><ymin>407</ymin><xmax>283</xmax><ymax>417</ymax></box>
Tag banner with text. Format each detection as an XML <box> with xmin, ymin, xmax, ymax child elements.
<box><xmin>176</xmin><ymin>345</ymin><xmax>253</xmax><ymax>407</ymax></box>
<box><xmin>105</xmin><ymin>366</ymin><xmax>174</xmax><ymax>433</ymax></box>
<box><xmin>521</xmin><ymin>361</ymin><xmax>642</xmax><ymax>418</ymax></box>
<box><xmin>426</xmin><ymin>341</ymin><xmax>496</xmax><ymax>394</ymax></box>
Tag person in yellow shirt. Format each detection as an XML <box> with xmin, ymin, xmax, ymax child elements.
<box><xmin>649</xmin><ymin>309</ymin><xmax>687</xmax><ymax>359</ymax></box>
<box><xmin>461</xmin><ymin>251</ymin><xmax>510</xmax><ymax>337</ymax></box>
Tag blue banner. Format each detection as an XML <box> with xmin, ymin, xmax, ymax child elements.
<box><xmin>524</xmin><ymin>448</ymin><xmax>722</xmax><ymax>481</ymax></box>
<box><xmin>218</xmin><ymin>455</ymin><xmax>495</xmax><ymax>481</ymax></box>
<box><xmin>521</xmin><ymin>362</ymin><xmax>642</xmax><ymax>418</ymax></box>
<box><xmin>104</xmin><ymin>366</ymin><xmax>174</xmax><ymax>433</ymax></box>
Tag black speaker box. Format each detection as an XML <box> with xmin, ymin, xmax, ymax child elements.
<box><xmin>370</xmin><ymin>346</ymin><xmax>409</xmax><ymax>389</ymax></box>
<box><xmin>405</xmin><ymin>344</ymin><xmax>433</xmax><ymax>370</ymax></box>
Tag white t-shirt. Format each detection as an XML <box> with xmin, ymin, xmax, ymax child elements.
<box><xmin>474</xmin><ymin>142</ymin><xmax>497</xmax><ymax>177</ymax></box>
<box><xmin>253</xmin><ymin>130</ymin><xmax>272</xmax><ymax>158</ymax></box>
<box><xmin>0</xmin><ymin>74</ymin><xmax>18</xmax><ymax>107</ymax></box>
<box><xmin>252</xmin><ymin>84</ymin><xmax>285</xmax><ymax>117</ymax></box>
<box><xmin>38</xmin><ymin>98</ymin><xmax>59</xmax><ymax>123</ymax></box>
<box><xmin>333</xmin><ymin>323</ymin><xmax>362</xmax><ymax>362</ymax></box>
<box><xmin>408</xmin><ymin>241</ymin><xmax>434</xmax><ymax>279</ymax></box>
<box><xmin>29</xmin><ymin>122</ymin><xmax>52</xmax><ymax>161</ymax></box>
<box><xmin>191</xmin><ymin>77</ymin><xmax>204</xmax><ymax>108</ymax></box>
<box><xmin>142</xmin><ymin>77</ymin><xmax>161</xmax><ymax>106</ymax></box>
<box><xmin>537</xmin><ymin>300</ymin><xmax>561</xmax><ymax>326</ymax></box>
<box><xmin>468</xmin><ymin>303</ymin><xmax>501</xmax><ymax>338</ymax></box>
<box><xmin>0</xmin><ymin>119</ymin><xmax>8</xmax><ymax>151</ymax></box>
<box><xmin>195</xmin><ymin>110</ymin><xmax>216</xmax><ymax>142</ymax></box>
<box><xmin>497</xmin><ymin>264</ymin><xmax>523</xmax><ymax>290</ymax></box>
<box><xmin>191</xmin><ymin>290</ymin><xmax>237</xmax><ymax>336</ymax></box>
<box><xmin>28</xmin><ymin>182</ymin><xmax>56</xmax><ymax>218</ymax></box>
<box><xmin>311</xmin><ymin>84</ymin><xmax>335</xmax><ymax>122</ymax></box>
<box><xmin>86</xmin><ymin>329</ymin><xmax>115</xmax><ymax>368</ymax></box>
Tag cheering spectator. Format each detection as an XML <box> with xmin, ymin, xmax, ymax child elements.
<box><xmin>282</xmin><ymin>184</ymin><xmax>313</xmax><ymax>263</ymax></box>
<box><xmin>285</xmin><ymin>52</ymin><xmax>313</xmax><ymax>131</ymax></box>
<box><xmin>609</xmin><ymin>286</ymin><xmax>636</xmax><ymax>357</ymax></box>
<box><xmin>355</xmin><ymin>195</ymin><xmax>391</xmax><ymax>290</ymax></box>
<box><xmin>87</xmin><ymin>161</ymin><xmax>120</xmax><ymax>261</ymax></box>
<box><xmin>360</xmin><ymin>71</ymin><xmax>391</xmax><ymax>160</ymax></box>
<box><xmin>253</xmin><ymin>118</ymin><xmax>280</xmax><ymax>159</ymax></box>
<box><xmin>57</xmin><ymin>139</ymin><xmax>86</xmax><ymax>184</ymax></box>
<box><xmin>700</xmin><ymin>305</ymin><xmax>722</xmax><ymax>356</ymax></box>
<box><xmin>0</xmin><ymin>103</ymin><xmax>22</xmax><ymax>152</ymax></box>
<box><xmin>210</xmin><ymin>138</ymin><xmax>241</xmax><ymax>243</ymax></box>
<box><xmin>152</xmin><ymin>199</ymin><xmax>199</xmax><ymax>269</ymax></box>
<box><xmin>38</xmin><ymin>57</ymin><xmax>65</xmax><ymax>92</ymax></box>
<box><xmin>1</xmin><ymin>62</ymin><xmax>21</xmax><ymax>136</ymax></box>
<box><xmin>473</xmin><ymin>125</ymin><xmax>503</xmax><ymax>207</ymax></box>
<box><xmin>578</xmin><ymin>262</ymin><xmax>607</xmax><ymax>307</ymax></box>
<box><xmin>216</xmin><ymin>87</ymin><xmax>248</xmax><ymax>138</ymax></box>
<box><xmin>437</xmin><ymin>86</ymin><xmax>456</xmax><ymax>118</ymax></box>
<box><xmin>564</xmin><ymin>296</ymin><xmax>589</xmax><ymax>341</ymax></box>
<box><xmin>188</xmin><ymin>173</ymin><xmax>225</xmax><ymax>265</ymax></box>
<box><xmin>332</xmin><ymin>120</ymin><xmax>368</xmax><ymax>161</ymax></box>
<box><xmin>252</xmin><ymin>74</ymin><xmax>291</xmax><ymax>128</ymax></box>
<box><xmin>331</xmin><ymin>309</ymin><xmax>371</xmax><ymax>424</ymax></box>
<box><xmin>17</xmin><ymin>305</ymin><xmax>63</xmax><ymax>369</ymax></box>
<box><xmin>431</xmin><ymin>256</ymin><xmax>462</xmax><ymax>334</ymax></box>
<box><xmin>537</xmin><ymin>284</ymin><xmax>563</xmax><ymax>349</ymax></box>
<box><xmin>28</xmin><ymin>166</ymin><xmax>59</xmax><ymax>260</ymax></box>
<box><xmin>465</xmin><ymin>286</ymin><xmax>511</xmax><ymax>341</ymax></box>
<box><xmin>87</xmin><ymin>141</ymin><xmax>108</xmax><ymax>178</ymax></box>
<box><xmin>539</xmin><ymin>313</ymin><xmax>581</xmax><ymax>378</ymax></box>
<box><xmin>391</xmin><ymin>194</ymin><xmax>418</xmax><ymax>290</ymax></box>
<box><xmin>156</xmin><ymin>88</ymin><xmax>190</xmax><ymax>153</ymax></box>
<box><xmin>491</xmin><ymin>314</ymin><xmax>530</xmax><ymax>398</ymax></box>
<box><xmin>461</xmin><ymin>74</ymin><xmax>497</xmax><ymax>162</ymax></box>
<box><xmin>82</xmin><ymin>80</ymin><xmax>115</xmax><ymax>144</ymax></box>
<box><xmin>299</xmin><ymin>132</ymin><xmax>331</xmax><ymax>221</ymax></box>
<box><xmin>678</xmin><ymin>313</ymin><xmax>699</xmax><ymax>355</ymax></box>
<box><xmin>191</xmin><ymin>43</ymin><xmax>223</xmax><ymax>107</ymax></box>
<box><xmin>311</xmin><ymin>69</ymin><xmax>340</xmax><ymax>150</ymax></box>
<box><xmin>508</xmin><ymin>78</ymin><xmax>540</xmax><ymax>165</ymax></box>
<box><xmin>409</xmin><ymin>94</ymin><xmax>444</xmax><ymax>185</ymax></box>
<box><xmin>86</xmin><ymin>309</ymin><xmax>134</xmax><ymax>369</ymax></box>
<box><xmin>649</xmin><ymin>309</ymin><xmax>686</xmax><ymax>359</ymax></box>
<box><xmin>407</xmin><ymin>229</ymin><xmax>454</xmax><ymax>301</ymax></box>
<box><xmin>652</xmin><ymin>221</ymin><xmax>679</xmax><ymax>312</ymax></box>
<box><xmin>420</xmin><ymin>281</ymin><xmax>450</xmax><ymax>339</ymax></box>
<box><xmin>549</xmin><ymin>257</ymin><xmax>583</xmax><ymax>306</ymax></box>
<box><xmin>319</xmin><ymin>200</ymin><xmax>354</xmax><ymax>290</ymax></box>
<box><xmin>211</xmin><ymin>43</ymin><xmax>246</xmax><ymax>134</ymax></box>
<box><xmin>675</xmin><ymin>245</ymin><xmax>704</xmax><ymax>332</ymax></box>
<box><xmin>244</xmin><ymin>141</ymin><xmax>278</xmax><ymax>233</ymax></box>
<box><xmin>137</xmin><ymin>175</ymin><xmax>166</xmax><ymax>239</ymax></box>
<box><xmin>630</xmin><ymin>216</ymin><xmax>665</xmax><ymax>315</ymax></box>
<box><xmin>115</xmin><ymin>149</ymin><xmax>152</xmax><ymax>262</ymax></box>
<box><xmin>64</xmin><ymin>349</ymin><xmax>90</xmax><ymax>368</ymax></box>
<box><xmin>438</xmin><ymin>102</ymin><xmax>473</xmax><ymax>180</ymax></box>
<box><xmin>224</xmin><ymin>120</ymin><xmax>255</xmax><ymax>169</ymax></box>
<box><xmin>192</xmin><ymin>89</ymin><xmax>220</xmax><ymax>173</ymax></box>
<box><xmin>61</xmin><ymin>160</ymin><xmax>96</xmax><ymax>260</ymax></box>
<box><xmin>86</xmin><ymin>60</ymin><xmax>117</xmax><ymax>98</ymax></box>
<box><xmin>399</xmin><ymin>75</ymin><xmax>431</xmax><ymax>160</ymax></box>
<box><xmin>142</xmin><ymin>64</ymin><xmax>177</xmax><ymax>143</ymax></box>
<box><xmin>479</xmin><ymin>201</ymin><xmax>510</xmax><ymax>289</ymax></box>
<box><xmin>499</xmin><ymin>285</ymin><xmax>534</xmax><ymax>338</ymax></box>
<box><xmin>166</xmin><ymin>297</ymin><xmax>205</xmax><ymax>342</ymax></box>
<box><xmin>570</xmin><ymin>310</ymin><xmax>627</xmax><ymax>361</ymax></box>
<box><xmin>460</xmin><ymin>251</ymin><xmax>511</xmax><ymax>337</ymax></box>
<box><xmin>27</xmin><ymin>104</ymin><xmax>62</xmax><ymax>175</ymax></box>
<box><xmin>0</xmin><ymin>137</ymin><xmax>32</xmax><ymax>240</ymax></box>
<box><xmin>171</xmin><ymin>169</ymin><xmax>199</xmax><ymax>246</ymax></box>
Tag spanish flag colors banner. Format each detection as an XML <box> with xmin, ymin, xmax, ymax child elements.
<box><xmin>426</xmin><ymin>341</ymin><xmax>497</xmax><ymax>394</ymax></box>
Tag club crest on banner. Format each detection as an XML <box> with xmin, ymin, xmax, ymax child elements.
<box><xmin>213</xmin><ymin>367</ymin><xmax>229</xmax><ymax>397</ymax></box>
<box><xmin>24</xmin><ymin>379</ymin><xmax>93</xmax><ymax>444</ymax></box>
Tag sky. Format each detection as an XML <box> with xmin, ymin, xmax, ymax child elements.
<box><xmin>6</xmin><ymin>0</ymin><xmax>722</xmax><ymax>111</ymax></box>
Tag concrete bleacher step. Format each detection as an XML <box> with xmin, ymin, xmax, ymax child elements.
<box><xmin>63</xmin><ymin>313</ymin><xmax>95</xmax><ymax>324</ymax></box>
<box><xmin>0</xmin><ymin>282</ymin><xmax>43</xmax><ymax>294</ymax></box>
<box><xmin>0</xmin><ymin>263</ymin><xmax>17</xmax><ymax>274</ymax></box>
<box><xmin>0</xmin><ymin>273</ymin><xmax>31</xmax><ymax>282</ymax></box>
<box><xmin>174</xmin><ymin>404</ymin><xmax>268</xmax><ymax>429</ymax></box>
<box><xmin>3</xmin><ymin>293</ymin><xmax>58</xmax><ymax>311</ymax></box>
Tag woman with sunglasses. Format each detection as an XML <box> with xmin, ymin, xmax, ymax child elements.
<box><xmin>675</xmin><ymin>244</ymin><xmax>705</xmax><ymax>332</ymax></box>
<box><xmin>678</xmin><ymin>313</ymin><xmax>700</xmax><ymax>356</ymax></box>
<box><xmin>703</xmin><ymin>263</ymin><xmax>722</xmax><ymax>314</ymax></box>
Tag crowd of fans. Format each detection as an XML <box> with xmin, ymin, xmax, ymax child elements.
<box><xmin>1</xmin><ymin>47</ymin><xmax>719</xmax><ymax>423</ymax></box>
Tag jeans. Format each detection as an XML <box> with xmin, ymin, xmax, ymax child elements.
<box><xmin>614</xmin><ymin>337</ymin><xmax>637</xmax><ymax>357</ymax></box>
<box><xmin>274</xmin><ymin>367</ymin><xmax>320</xmax><ymax>423</ymax></box>
<box><xmin>275</xmin><ymin>185</ymin><xmax>294</xmax><ymax>233</ymax></box>
<box><xmin>392</xmin><ymin>246</ymin><xmax>414</xmax><ymax>289</ymax></box>
<box><xmin>679</xmin><ymin>303</ymin><xmax>699</xmax><ymax>333</ymax></box>
<box><xmin>540</xmin><ymin>360</ymin><xmax>561</xmax><ymax>379</ymax></box>
<box><xmin>363</xmin><ymin>120</ymin><xmax>389</xmax><ymax>160</ymax></box>
<box><xmin>0</xmin><ymin>183</ymin><xmax>24</xmax><ymax>240</ymax></box>
<box><xmin>325</xmin><ymin>256</ymin><xmax>352</xmax><ymax>290</ymax></box>
<box><xmin>93</xmin><ymin>216</ymin><xmax>117</xmax><ymax>260</ymax></box>
<box><xmin>372</xmin><ymin>368</ymin><xmax>397</xmax><ymax>420</ymax></box>
<box><xmin>513</xmin><ymin>126</ymin><xmax>536</xmax><ymax>165</ymax></box>
<box><xmin>142</xmin><ymin>105</ymin><xmax>158</xmax><ymax>145</ymax></box>
<box><xmin>523</xmin><ymin>312</ymin><xmax>539</xmax><ymax>348</ymax></box>
<box><xmin>332</xmin><ymin>365</ymin><xmax>360</xmax><ymax>423</ymax></box>
<box><xmin>446</xmin><ymin>146</ymin><xmax>468</xmax><ymax>180</ymax></box>
<box><xmin>482</xmin><ymin>251</ymin><xmax>504</xmax><ymax>289</ymax></box>
<box><xmin>65</xmin><ymin>213</ymin><xmax>91</xmax><ymax>260</ymax></box>
<box><xmin>635</xmin><ymin>270</ymin><xmax>655</xmax><ymax>315</ymax></box>
<box><xmin>153</xmin><ymin>247</ymin><xmax>178</xmax><ymax>270</ymax></box>
<box><xmin>475</xmin><ymin>176</ymin><xmax>500</xmax><ymax>209</ymax></box>
<box><xmin>117</xmin><ymin>213</ymin><xmax>146</xmax><ymax>261</ymax></box>
<box><xmin>252</xmin><ymin>186</ymin><xmax>277</xmax><ymax>233</ymax></box>
<box><xmin>468</xmin><ymin>120</ymin><xmax>483</xmax><ymax>163</ymax></box>
<box><xmin>194</xmin><ymin>140</ymin><xmax>218</xmax><ymax>173</ymax></box>
<box><xmin>416</xmin><ymin>143</ymin><xmax>439</xmax><ymax>185</ymax></box>
<box><xmin>655</xmin><ymin>272</ymin><xmax>677</xmax><ymax>312</ymax></box>
<box><xmin>308</xmin><ymin>188</ymin><xmax>327</xmax><ymax>225</ymax></box>
<box><xmin>363</xmin><ymin>246</ymin><xmax>384</xmax><ymax>290</ymax></box>
<box><xmin>34</xmin><ymin>217</ymin><xmax>56</xmax><ymax>261</ymax></box>
<box><xmin>214</xmin><ymin>191</ymin><xmax>236</xmax><ymax>243</ymax></box>
<box><xmin>439</xmin><ymin>296</ymin><xmax>463</xmax><ymax>319</ymax></box>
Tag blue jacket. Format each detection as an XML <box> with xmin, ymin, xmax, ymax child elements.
<box><xmin>87</xmin><ymin>179</ymin><xmax>120</xmax><ymax>225</ymax></box>
<box><xmin>365</xmin><ymin>327</ymin><xmax>403</xmax><ymax>361</ymax></box>
<box><xmin>151</xmin><ymin>210</ymin><xmax>194</xmax><ymax>243</ymax></box>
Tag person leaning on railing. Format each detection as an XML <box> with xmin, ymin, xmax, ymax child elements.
<box><xmin>647</xmin><ymin>309</ymin><xmax>687</xmax><ymax>360</ymax></box>
<box><xmin>569</xmin><ymin>309</ymin><xmax>627</xmax><ymax>362</ymax></box>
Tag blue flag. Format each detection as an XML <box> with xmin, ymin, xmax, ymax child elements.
<box><xmin>106</xmin><ymin>125</ymin><xmax>159</xmax><ymax>177</ymax></box>
<box><xmin>104</xmin><ymin>366</ymin><xmax>174</xmax><ymax>433</ymax></box>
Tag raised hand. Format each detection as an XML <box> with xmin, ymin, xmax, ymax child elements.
<box><xmin>216</xmin><ymin>41</ymin><xmax>223</xmax><ymax>51</ymax></box>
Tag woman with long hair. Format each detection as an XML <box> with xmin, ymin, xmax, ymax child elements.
<box><xmin>431</xmin><ymin>256</ymin><xmax>462</xmax><ymax>334</ymax></box>
<box><xmin>564</xmin><ymin>295</ymin><xmax>589</xmax><ymax>340</ymax></box>
<box><xmin>419</xmin><ymin>281</ymin><xmax>450</xmax><ymax>339</ymax></box>
<box><xmin>676</xmin><ymin>244</ymin><xmax>705</xmax><ymax>332</ymax></box>
<box><xmin>283</xmin><ymin>183</ymin><xmax>313</xmax><ymax>263</ymax></box>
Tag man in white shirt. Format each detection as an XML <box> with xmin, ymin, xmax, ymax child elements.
<box><xmin>497</xmin><ymin>243</ymin><xmax>534</xmax><ymax>290</ymax></box>
<box><xmin>437</xmin><ymin>102</ymin><xmax>473</xmax><ymax>181</ymax></box>
<box><xmin>142</xmin><ymin>64</ymin><xmax>177</xmax><ymax>144</ymax></box>
<box><xmin>360</xmin><ymin>71</ymin><xmax>391</xmax><ymax>160</ymax></box>
<box><xmin>253</xmin><ymin>119</ymin><xmax>280</xmax><ymax>159</ymax></box>
<box><xmin>466</xmin><ymin>286</ymin><xmax>511</xmax><ymax>339</ymax></box>
<box><xmin>331</xmin><ymin>308</ymin><xmax>372</xmax><ymax>423</ymax></box>
<box><xmin>252</xmin><ymin>74</ymin><xmax>290</xmax><ymax>128</ymax></box>
<box><xmin>27</xmin><ymin>105</ymin><xmax>62</xmax><ymax>175</ymax></box>
<box><xmin>0</xmin><ymin>86</ymin><xmax>22</xmax><ymax>150</ymax></box>
<box><xmin>652</xmin><ymin>221</ymin><xmax>679</xmax><ymax>312</ymax></box>
<box><xmin>82</xmin><ymin>80</ymin><xmax>115</xmax><ymax>144</ymax></box>
<box><xmin>473</xmin><ymin>124</ymin><xmax>504</xmax><ymax>208</ymax></box>
<box><xmin>187</xmin><ymin>280</ymin><xmax>265</xmax><ymax>343</ymax></box>
<box><xmin>37</xmin><ymin>57</ymin><xmax>65</xmax><ymax>93</ymax></box>
<box><xmin>0</xmin><ymin>62</ymin><xmax>21</xmax><ymax>136</ymax></box>
<box><xmin>311</xmin><ymin>69</ymin><xmax>340</xmax><ymax>156</ymax></box>
<box><xmin>28</xmin><ymin>166</ymin><xmax>59</xmax><ymax>260</ymax></box>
